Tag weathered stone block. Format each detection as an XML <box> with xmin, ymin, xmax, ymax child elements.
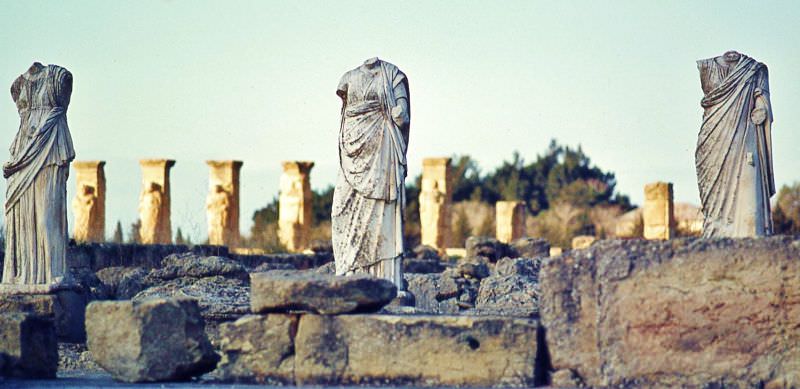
<box><xmin>0</xmin><ymin>291</ymin><xmax>87</xmax><ymax>343</ymax></box>
<box><xmin>495</xmin><ymin>201</ymin><xmax>526</xmax><ymax>243</ymax></box>
<box><xmin>250</xmin><ymin>271</ymin><xmax>396</xmax><ymax>315</ymax></box>
<box><xmin>217</xmin><ymin>314</ymin><xmax>298</xmax><ymax>383</ymax></box>
<box><xmin>539</xmin><ymin>237</ymin><xmax>800</xmax><ymax>388</ymax></box>
<box><xmin>278</xmin><ymin>161</ymin><xmax>314</xmax><ymax>252</ymax></box>
<box><xmin>85</xmin><ymin>297</ymin><xmax>218</xmax><ymax>382</ymax></box>
<box><xmin>206</xmin><ymin>160</ymin><xmax>243</xmax><ymax>247</ymax></box>
<box><xmin>295</xmin><ymin>315</ymin><xmax>540</xmax><ymax>387</ymax></box>
<box><xmin>72</xmin><ymin>160</ymin><xmax>106</xmax><ymax>242</ymax></box>
<box><xmin>419</xmin><ymin>157</ymin><xmax>452</xmax><ymax>251</ymax></box>
<box><xmin>643</xmin><ymin>181</ymin><xmax>675</xmax><ymax>240</ymax></box>
<box><xmin>138</xmin><ymin>159</ymin><xmax>175</xmax><ymax>244</ymax></box>
<box><xmin>0</xmin><ymin>313</ymin><xmax>57</xmax><ymax>378</ymax></box>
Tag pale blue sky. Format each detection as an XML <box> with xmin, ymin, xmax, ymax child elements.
<box><xmin>1</xmin><ymin>1</ymin><xmax>798</xmax><ymax>241</ymax></box>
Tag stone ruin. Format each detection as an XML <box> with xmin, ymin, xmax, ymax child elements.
<box><xmin>206</xmin><ymin>160</ymin><xmax>243</xmax><ymax>247</ymax></box>
<box><xmin>0</xmin><ymin>236</ymin><xmax>793</xmax><ymax>387</ymax></box>
<box><xmin>72</xmin><ymin>161</ymin><xmax>106</xmax><ymax>243</ymax></box>
<box><xmin>138</xmin><ymin>159</ymin><xmax>175</xmax><ymax>244</ymax></box>
<box><xmin>495</xmin><ymin>200</ymin><xmax>526</xmax><ymax>243</ymax></box>
<box><xmin>278</xmin><ymin>161</ymin><xmax>314</xmax><ymax>252</ymax></box>
<box><xmin>419</xmin><ymin>157</ymin><xmax>452</xmax><ymax>252</ymax></box>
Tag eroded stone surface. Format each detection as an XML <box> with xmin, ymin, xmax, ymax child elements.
<box><xmin>643</xmin><ymin>181</ymin><xmax>674</xmax><ymax>240</ymax></box>
<box><xmin>419</xmin><ymin>157</ymin><xmax>452</xmax><ymax>251</ymax></box>
<box><xmin>495</xmin><ymin>201</ymin><xmax>526</xmax><ymax>244</ymax></box>
<box><xmin>85</xmin><ymin>297</ymin><xmax>218</xmax><ymax>382</ymax></box>
<box><xmin>217</xmin><ymin>313</ymin><xmax>541</xmax><ymax>386</ymax></box>
<box><xmin>295</xmin><ymin>315</ymin><xmax>540</xmax><ymax>386</ymax></box>
<box><xmin>216</xmin><ymin>314</ymin><xmax>298</xmax><ymax>383</ymax></box>
<box><xmin>539</xmin><ymin>237</ymin><xmax>800</xmax><ymax>388</ymax></box>
<box><xmin>278</xmin><ymin>161</ymin><xmax>314</xmax><ymax>252</ymax></box>
<box><xmin>72</xmin><ymin>161</ymin><xmax>106</xmax><ymax>243</ymax></box>
<box><xmin>0</xmin><ymin>313</ymin><xmax>57</xmax><ymax>378</ymax></box>
<box><xmin>138</xmin><ymin>159</ymin><xmax>175</xmax><ymax>244</ymax></box>
<box><xmin>250</xmin><ymin>271</ymin><xmax>396</xmax><ymax>314</ymax></box>
<box><xmin>206</xmin><ymin>160</ymin><xmax>243</xmax><ymax>247</ymax></box>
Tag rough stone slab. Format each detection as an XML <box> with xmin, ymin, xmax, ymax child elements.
<box><xmin>295</xmin><ymin>315</ymin><xmax>540</xmax><ymax>387</ymax></box>
<box><xmin>250</xmin><ymin>271</ymin><xmax>396</xmax><ymax>314</ymax></box>
<box><xmin>217</xmin><ymin>314</ymin><xmax>298</xmax><ymax>383</ymax></box>
<box><xmin>539</xmin><ymin>237</ymin><xmax>800</xmax><ymax>388</ymax></box>
<box><xmin>0</xmin><ymin>313</ymin><xmax>57</xmax><ymax>378</ymax></box>
<box><xmin>0</xmin><ymin>291</ymin><xmax>87</xmax><ymax>343</ymax></box>
<box><xmin>85</xmin><ymin>297</ymin><xmax>218</xmax><ymax>382</ymax></box>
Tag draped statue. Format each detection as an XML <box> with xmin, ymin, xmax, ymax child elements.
<box><xmin>2</xmin><ymin>62</ymin><xmax>75</xmax><ymax>292</ymax></box>
<box><xmin>332</xmin><ymin>57</ymin><xmax>410</xmax><ymax>293</ymax></box>
<box><xmin>696</xmin><ymin>51</ymin><xmax>775</xmax><ymax>237</ymax></box>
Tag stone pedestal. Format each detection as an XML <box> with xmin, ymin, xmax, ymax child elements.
<box><xmin>278</xmin><ymin>161</ymin><xmax>314</xmax><ymax>252</ymax></box>
<box><xmin>643</xmin><ymin>182</ymin><xmax>675</xmax><ymax>240</ymax></box>
<box><xmin>72</xmin><ymin>161</ymin><xmax>106</xmax><ymax>242</ymax></box>
<box><xmin>419</xmin><ymin>158</ymin><xmax>452</xmax><ymax>251</ymax></box>
<box><xmin>495</xmin><ymin>201</ymin><xmax>526</xmax><ymax>243</ymax></box>
<box><xmin>138</xmin><ymin>159</ymin><xmax>175</xmax><ymax>244</ymax></box>
<box><xmin>206</xmin><ymin>160</ymin><xmax>243</xmax><ymax>247</ymax></box>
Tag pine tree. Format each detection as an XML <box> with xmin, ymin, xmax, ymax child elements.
<box><xmin>175</xmin><ymin>228</ymin><xmax>186</xmax><ymax>245</ymax></box>
<box><xmin>112</xmin><ymin>221</ymin><xmax>124</xmax><ymax>243</ymax></box>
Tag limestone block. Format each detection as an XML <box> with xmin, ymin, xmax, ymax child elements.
<box><xmin>295</xmin><ymin>315</ymin><xmax>540</xmax><ymax>386</ymax></box>
<box><xmin>138</xmin><ymin>159</ymin><xmax>175</xmax><ymax>244</ymax></box>
<box><xmin>72</xmin><ymin>161</ymin><xmax>106</xmax><ymax>242</ymax></box>
<box><xmin>206</xmin><ymin>160</ymin><xmax>243</xmax><ymax>247</ymax></box>
<box><xmin>85</xmin><ymin>297</ymin><xmax>218</xmax><ymax>382</ymax></box>
<box><xmin>643</xmin><ymin>182</ymin><xmax>675</xmax><ymax>240</ymax></box>
<box><xmin>539</xmin><ymin>237</ymin><xmax>800</xmax><ymax>387</ymax></box>
<box><xmin>549</xmin><ymin>247</ymin><xmax>563</xmax><ymax>257</ymax></box>
<box><xmin>217</xmin><ymin>314</ymin><xmax>298</xmax><ymax>383</ymax></box>
<box><xmin>571</xmin><ymin>235</ymin><xmax>596</xmax><ymax>249</ymax></box>
<box><xmin>0</xmin><ymin>291</ymin><xmax>87</xmax><ymax>343</ymax></box>
<box><xmin>419</xmin><ymin>157</ymin><xmax>452</xmax><ymax>251</ymax></box>
<box><xmin>278</xmin><ymin>161</ymin><xmax>314</xmax><ymax>252</ymax></box>
<box><xmin>0</xmin><ymin>313</ymin><xmax>57</xmax><ymax>378</ymax></box>
<box><xmin>495</xmin><ymin>201</ymin><xmax>526</xmax><ymax>243</ymax></box>
<box><xmin>250</xmin><ymin>271</ymin><xmax>396</xmax><ymax>315</ymax></box>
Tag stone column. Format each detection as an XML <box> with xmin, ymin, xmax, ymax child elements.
<box><xmin>419</xmin><ymin>157</ymin><xmax>452</xmax><ymax>251</ymax></box>
<box><xmin>278</xmin><ymin>161</ymin><xmax>314</xmax><ymax>252</ymax></box>
<box><xmin>138</xmin><ymin>159</ymin><xmax>175</xmax><ymax>244</ymax></box>
<box><xmin>496</xmin><ymin>201</ymin><xmax>526</xmax><ymax>243</ymax></box>
<box><xmin>72</xmin><ymin>161</ymin><xmax>106</xmax><ymax>242</ymax></box>
<box><xmin>206</xmin><ymin>160</ymin><xmax>243</xmax><ymax>247</ymax></box>
<box><xmin>643</xmin><ymin>181</ymin><xmax>675</xmax><ymax>240</ymax></box>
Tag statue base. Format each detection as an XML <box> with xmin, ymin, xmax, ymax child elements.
<box><xmin>0</xmin><ymin>281</ymin><xmax>81</xmax><ymax>295</ymax></box>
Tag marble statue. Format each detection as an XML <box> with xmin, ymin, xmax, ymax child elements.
<box><xmin>332</xmin><ymin>57</ymin><xmax>410</xmax><ymax>293</ymax></box>
<box><xmin>2</xmin><ymin>62</ymin><xmax>75</xmax><ymax>292</ymax></box>
<box><xmin>696</xmin><ymin>50</ymin><xmax>775</xmax><ymax>237</ymax></box>
<box><xmin>139</xmin><ymin>182</ymin><xmax>164</xmax><ymax>244</ymax></box>
<box><xmin>206</xmin><ymin>184</ymin><xmax>231</xmax><ymax>246</ymax></box>
<box><xmin>73</xmin><ymin>184</ymin><xmax>98</xmax><ymax>242</ymax></box>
